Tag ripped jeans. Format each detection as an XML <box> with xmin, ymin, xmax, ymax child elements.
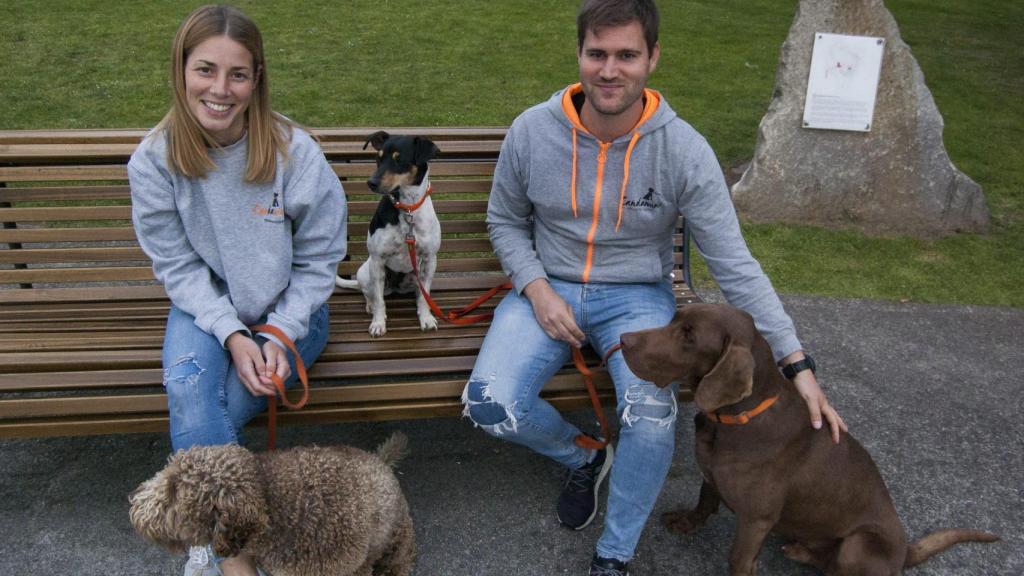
<box><xmin>162</xmin><ymin>304</ymin><xmax>329</xmax><ymax>452</ymax></box>
<box><xmin>462</xmin><ymin>278</ymin><xmax>678</xmax><ymax>562</ymax></box>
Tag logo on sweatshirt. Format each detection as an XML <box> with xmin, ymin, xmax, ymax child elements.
<box><xmin>252</xmin><ymin>191</ymin><xmax>285</xmax><ymax>223</ymax></box>
<box><xmin>623</xmin><ymin>188</ymin><xmax>662</xmax><ymax>210</ymax></box>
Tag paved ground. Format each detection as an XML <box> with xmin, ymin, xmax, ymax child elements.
<box><xmin>1</xmin><ymin>293</ymin><xmax>1021</xmax><ymax>575</ymax></box>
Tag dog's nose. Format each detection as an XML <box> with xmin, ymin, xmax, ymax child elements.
<box><xmin>619</xmin><ymin>332</ymin><xmax>637</xmax><ymax>350</ymax></box>
<box><xmin>367</xmin><ymin>177</ymin><xmax>380</xmax><ymax>192</ymax></box>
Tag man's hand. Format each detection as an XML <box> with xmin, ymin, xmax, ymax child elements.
<box><xmin>523</xmin><ymin>279</ymin><xmax>585</xmax><ymax>348</ymax></box>
<box><xmin>226</xmin><ymin>332</ymin><xmax>277</xmax><ymax>397</ymax></box>
<box><xmin>783</xmin><ymin>352</ymin><xmax>847</xmax><ymax>444</ymax></box>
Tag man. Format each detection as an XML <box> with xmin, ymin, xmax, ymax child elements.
<box><xmin>462</xmin><ymin>1</ymin><xmax>846</xmax><ymax>574</ymax></box>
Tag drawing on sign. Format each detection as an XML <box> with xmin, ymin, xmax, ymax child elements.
<box><xmin>803</xmin><ymin>33</ymin><xmax>885</xmax><ymax>132</ymax></box>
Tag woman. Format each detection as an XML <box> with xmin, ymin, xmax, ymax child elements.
<box><xmin>128</xmin><ymin>5</ymin><xmax>347</xmax><ymax>575</ymax></box>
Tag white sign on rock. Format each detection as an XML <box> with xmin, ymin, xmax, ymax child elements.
<box><xmin>803</xmin><ymin>33</ymin><xmax>885</xmax><ymax>132</ymax></box>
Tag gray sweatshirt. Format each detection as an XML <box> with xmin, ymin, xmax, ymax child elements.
<box><xmin>487</xmin><ymin>84</ymin><xmax>800</xmax><ymax>360</ymax></box>
<box><xmin>129</xmin><ymin>127</ymin><xmax>347</xmax><ymax>347</ymax></box>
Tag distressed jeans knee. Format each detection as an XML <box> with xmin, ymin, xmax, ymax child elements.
<box><xmin>462</xmin><ymin>378</ymin><xmax>517</xmax><ymax>434</ymax></box>
<box><xmin>621</xmin><ymin>383</ymin><xmax>678</xmax><ymax>431</ymax></box>
<box><xmin>164</xmin><ymin>354</ymin><xmax>207</xmax><ymax>426</ymax></box>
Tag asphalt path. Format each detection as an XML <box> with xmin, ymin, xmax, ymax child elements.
<box><xmin>1</xmin><ymin>293</ymin><xmax>1020</xmax><ymax>575</ymax></box>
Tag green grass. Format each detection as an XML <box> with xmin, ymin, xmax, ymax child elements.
<box><xmin>1</xmin><ymin>0</ymin><xmax>1021</xmax><ymax>306</ymax></box>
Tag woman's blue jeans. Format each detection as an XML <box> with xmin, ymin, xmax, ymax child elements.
<box><xmin>162</xmin><ymin>303</ymin><xmax>329</xmax><ymax>452</ymax></box>
<box><xmin>463</xmin><ymin>278</ymin><xmax>679</xmax><ymax>563</ymax></box>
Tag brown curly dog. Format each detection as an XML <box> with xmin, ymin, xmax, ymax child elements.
<box><xmin>129</xmin><ymin>433</ymin><xmax>414</xmax><ymax>576</ymax></box>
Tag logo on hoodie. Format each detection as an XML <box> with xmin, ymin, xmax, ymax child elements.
<box><xmin>252</xmin><ymin>191</ymin><xmax>285</xmax><ymax>223</ymax></box>
<box><xmin>623</xmin><ymin>188</ymin><xmax>662</xmax><ymax>210</ymax></box>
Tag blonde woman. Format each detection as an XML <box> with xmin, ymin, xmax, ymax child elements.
<box><xmin>128</xmin><ymin>5</ymin><xmax>347</xmax><ymax>575</ymax></box>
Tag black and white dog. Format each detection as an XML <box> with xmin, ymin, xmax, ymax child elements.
<box><xmin>335</xmin><ymin>131</ymin><xmax>441</xmax><ymax>337</ymax></box>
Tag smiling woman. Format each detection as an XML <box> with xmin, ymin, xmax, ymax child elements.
<box><xmin>126</xmin><ymin>5</ymin><xmax>349</xmax><ymax>576</ymax></box>
<box><xmin>160</xmin><ymin>4</ymin><xmax>288</xmax><ymax>183</ymax></box>
<box><xmin>184</xmin><ymin>35</ymin><xmax>256</xmax><ymax>147</ymax></box>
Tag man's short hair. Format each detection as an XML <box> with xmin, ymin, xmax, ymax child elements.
<box><xmin>577</xmin><ymin>0</ymin><xmax>660</xmax><ymax>55</ymax></box>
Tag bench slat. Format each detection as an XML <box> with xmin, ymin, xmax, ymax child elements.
<box><xmin>0</xmin><ymin>237</ymin><xmax>498</xmax><ymax>265</ymax></box>
<box><xmin>0</xmin><ymin>161</ymin><xmax>499</xmax><ymax>182</ymax></box>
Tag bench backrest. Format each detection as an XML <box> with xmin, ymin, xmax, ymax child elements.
<box><xmin>0</xmin><ymin>127</ymin><xmax>692</xmax><ymax>302</ymax></box>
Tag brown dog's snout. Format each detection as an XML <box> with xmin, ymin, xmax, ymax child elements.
<box><xmin>619</xmin><ymin>331</ymin><xmax>639</xmax><ymax>351</ymax></box>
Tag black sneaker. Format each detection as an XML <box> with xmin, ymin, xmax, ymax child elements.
<box><xmin>589</xmin><ymin>555</ymin><xmax>629</xmax><ymax>576</ymax></box>
<box><xmin>557</xmin><ymin>442</ymin><xmax>614</xmax><ymax>530</ymax></box>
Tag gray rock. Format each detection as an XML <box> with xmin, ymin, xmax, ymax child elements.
<box><xmin>731</xmin><ymin>0</ymin><xmax>989</xmax><ymax>237</ymax></box>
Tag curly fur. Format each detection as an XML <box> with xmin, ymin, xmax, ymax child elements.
<box><xmin>129</xmin><ymin>433</ymin><xmax>415</xmax><ymax>576</ymax></box>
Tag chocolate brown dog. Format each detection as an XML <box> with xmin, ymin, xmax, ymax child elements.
<box><xmin>619</xmin><ymin>303</ymin><xmax>997</xmax><ymax>576</ymax></box>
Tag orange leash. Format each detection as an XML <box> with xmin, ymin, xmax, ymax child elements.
<box><xmin>396</xmin><ymin>194</ymin><xmax>615</xmax><ymax>450</ymax></box>
<box><xmin>572</xmin><ymin>343</ymin><xmax>622</xmax><ymax>450</ymax></box>
<box><xmin>249</xmin><ymin>324</ymin><xmax>309</xmax><ymax>451</ymax></box>
<box><xmin>405</xmin><ymin>235</ymin><xmax>511</xmax><ymax>324</ymax></box>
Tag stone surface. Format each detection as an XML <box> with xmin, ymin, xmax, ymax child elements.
<box><xmin>731</xmin><ymin>0</ymin><xmax>989</xmax><ymax>237</ymax></box>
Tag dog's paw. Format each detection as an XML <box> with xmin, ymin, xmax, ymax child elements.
<box><xmin>369</xmin><ymin>319</ymin><xmax>387</xmax><ymax>337</ymax></box>
<box><xmin>419</xmin><ymin>314</ymin><xmax>438</xmax><ymax>332</ymax></box>
<box><xmin>781</xmin><ymin>543</ymin><xmax>817</xmax><ymax>565</ymax></box>
<box><xmin>662</xmin><ymin>510</ymin><xmax>704</xmax><ymax>535</ymax></box>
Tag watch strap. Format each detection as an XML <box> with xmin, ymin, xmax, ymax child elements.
<box><xmin>782</xmin><ymin>355</ymin><xmax>815</xmax><ymax>379</ymax></box>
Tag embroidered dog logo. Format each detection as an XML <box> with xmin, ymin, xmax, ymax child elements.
<box><xmin>253</xmin><ymin>191</ymin><xmax>285</xmax><ymax>223</ymax></box>
<box><xmin>624</xmin><ymin>187</ymin><xmax>662</xmax><ymax>210</ymax></box>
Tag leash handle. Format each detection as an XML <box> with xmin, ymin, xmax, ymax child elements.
<box><xmin>572</xmin><ymin>344</ymin><xmax>622</xmax><ymax>450</ymax></box>
<box><xmin>250</xmin><ymin>324</ymin><xmax>310</xmax><ymax>451</ymax></box>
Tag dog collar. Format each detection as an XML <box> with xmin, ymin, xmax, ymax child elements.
<box><xmin>706</xmin><ymin>395</ymin><xmax>779</xmax><ymax>425</ymax></box>
<box><xmin>392</xmin><ymin>185</ymin><xmax>432</xmax><ymax>213</ymax></box>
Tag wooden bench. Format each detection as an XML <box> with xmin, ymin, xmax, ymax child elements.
<box><xmin>0</xmin><ymin>128</ymin><xmax>699</xmax><ymax>438</ymax></box>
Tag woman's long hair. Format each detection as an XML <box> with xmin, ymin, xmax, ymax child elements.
<box><xmin>156</xmin><ymin>4</ymin><xmax>292</xmax><ymax>182</ymax></box>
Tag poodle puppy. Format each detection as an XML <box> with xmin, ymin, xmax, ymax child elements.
<box><xmin>129</xmin><ymin>433</ymin><xmax>414</xmax><ymax>576</ymax></box>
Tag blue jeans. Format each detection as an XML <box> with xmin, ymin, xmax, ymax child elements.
<box><xmin>162</xmin><ymin>303</ymin><xmax>330</xmax><ymax>452</ymax></box>
<box><xmin>463</xmin><ymin>278</ymin><xmax>679</xmax><ymax>562</ymax></box>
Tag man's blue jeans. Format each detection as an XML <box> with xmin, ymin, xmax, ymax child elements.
<box><xmin>162</xmin><ymin>303</ymin><xmax>329</xmax><ymax>452</ymax></box>
<box><xmin>463</xmin><ymin>278</ymin><xmax>679</xmax><ymax>563</ymax></box>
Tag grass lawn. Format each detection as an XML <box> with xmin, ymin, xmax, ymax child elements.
<box><xmin>1</xmin><ymin>0</ymin><xmax>1021</xmax><ymax>306</ymax></box>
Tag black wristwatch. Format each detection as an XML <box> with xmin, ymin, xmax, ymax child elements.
<box><xmin>781</xmin><ymin>354</ymin><xmax>816</xmax><ymax>379</ymax></box>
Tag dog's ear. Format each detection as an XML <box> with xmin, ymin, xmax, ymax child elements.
<box><xmin>413</xmin><ymin>136</ymin><xmax>440</xmax><ymax>164</ymax></box>
<box><xmin>128</xmin><ymin>463</ymin><xmax>180</xmax><ymax>549</ymax></box>
<box><xmin>210</xmin><ymin>479</ymin><xmax>269</xmax><ymax>558</ymax></box>
<box><xmin>363</xmin><ymin>130</ymin><xmax>390</xmax><ymax>151</ymax></box>
<box><xmin>694</xmin><ymin>342</ymin><xmax>754</xmax><ymax>414</ymax></box>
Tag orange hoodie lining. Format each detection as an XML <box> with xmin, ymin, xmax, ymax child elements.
<box><xmin>559</xmin><ymin>84</ymin><xmax>662</xmax><ymax>280</ymax></box>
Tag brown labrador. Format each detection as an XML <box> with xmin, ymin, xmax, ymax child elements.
<box><xmin>619</xmin><ymin>303</ymin><xmax>997</xmax><ymax>576</ymax></box>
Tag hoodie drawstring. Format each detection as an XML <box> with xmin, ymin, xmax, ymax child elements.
<box><xmin>616</xmin><ymin>131</ymin><xmax>641</xmax><ymax>232</ymax></box>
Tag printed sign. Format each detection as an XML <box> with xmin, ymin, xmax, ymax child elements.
<box><xmin>803</xmin><ymin>33</ymin><xmax>886</xmax><ymax>132</ymax></box>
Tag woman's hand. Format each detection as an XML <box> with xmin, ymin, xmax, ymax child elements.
<box><xmin>226</xmin><ymin>332</ymin><xmax>277</xmax><ymax>397</ymax></box>
<box><xmin>260</xmin><ymin>337</ymin><xmax>291</xmax><ymax>384</ymax></box>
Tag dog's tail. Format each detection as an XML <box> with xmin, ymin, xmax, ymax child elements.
<box><xmin>375</xmin><ymin>431</ymin><xmax>409</xmax><ymax>468</ymax></box>
<box><xmin>335</xmin><ymin>275</ymin><xmax>359</xmax><ymax>290</ymax></box>
<box><xmin>904</xmin><ymin>528</ymin><xmax>999</xmax><ymax>567</ymax></box>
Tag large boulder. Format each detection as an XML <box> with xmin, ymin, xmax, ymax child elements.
<box><xmin>731</xmin><ymin>0</ymin><xmax>989</xmax><ymax>237</ymax></box>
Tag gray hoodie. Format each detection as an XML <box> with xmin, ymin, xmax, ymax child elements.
<box><xmin>129</xmin><ymin>127</ymin><xmax>347</xmax><ymax>347</ymax></box>
<box><xmin>487</xmin><ymin>84</ymin><xmax>800</xmax><ymax>360</ymax></box>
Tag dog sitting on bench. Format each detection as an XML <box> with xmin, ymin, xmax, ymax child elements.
<box><xmin>619</xmin><ymin>303</ymin><xmax>998</xmax><ymax>576</ymax></box>
<box><xmin>129</xmin><ymin>433</ymin><xmax>415</xmax><ymax>576</ymax></box>
<box><xmin>336</xmin><ymin>131</ymin><xmax>441</xmax><ymax>337</ymax></box>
